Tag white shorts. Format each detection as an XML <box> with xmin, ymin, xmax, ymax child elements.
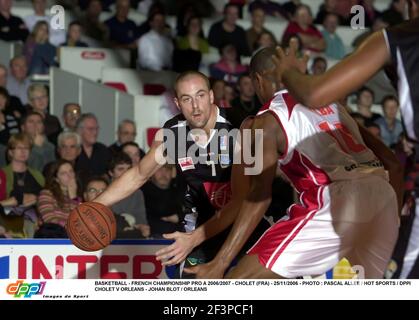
<box><xmin>247</xmin><ymin>175</ymin><xmax>399</xmax><ymax>278</ymax></box>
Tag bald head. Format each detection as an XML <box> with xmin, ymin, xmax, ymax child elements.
<box><xmin>174</xmin><ymin>71</ymin><xmax>210</xmax><ymax>97</ymax></box>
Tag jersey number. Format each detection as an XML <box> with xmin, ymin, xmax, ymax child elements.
<box><xmin>318</xmin><ymin>121</ymin><xmax>366</xmax><ymax>154</ymax></box>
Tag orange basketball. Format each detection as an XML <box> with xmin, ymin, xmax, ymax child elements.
<box><xmin>66</xmin><ymin>202</ymin><xmax>116</xmax><ymax>251</ymax></box>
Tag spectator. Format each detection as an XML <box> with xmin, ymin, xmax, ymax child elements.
<box><xmin>254</xmin><ymin>30</ymin><xmax>277</xmax><ymax>52</ymax></box>
<box><xmin>246</xmin><ymin>7</ymin><xmax>276</xmax><ymax>53</ymax></box>
<box><xmin>352</xmin><ymin>16</ymin><xmax>389</xmax><ymax>48</ymax></box>
<box><xmin>75</xmin><ymin>113</ymin><xmax>111</xmax><ymax>179</ymax></box>
<box><xmin>121</xmin><ymin>141</ymin><xmax>144</xmax><ymax>166</ymax></box>
<box><xmin>105</xmin><ymin>0</ymin><xmax>138</xmax><ymax>49</ymax></box>
<box><xmin>56</xmin><ymin>131</ymin><xmax>82</xmax><ymax>164</ymax></box>
<box><xmin>37</xmin><ymin>159</ymin><xmax>80</xmax><ymax>227</ymax></box>
<box><xmin>208</xmin><ymin>3</ymin><xmax>250</xmax><ymax>57</ymax></box>
<box><xmin>321</xmin><ymin>13</ymin><xmax>345</xmax><ymax>60</ymax></box>
<box><xmin>248</xmin><ymin>0</ymin><xmax>288</xmax><ymax>19</ymax></box>
<box><xmin>375</xmin><ymin>95</ymin><xmax>403</xmax><ymax>148</ymax></box>
<box><xmin>175</xmin><ymin>2</ymin><xmax>198</xmax><ymax>37</ymax></box>
<box><xmin>0</xmin><ymin>0</ymin><xmax>29</xmax><ymax>42</ymax></box>
<box><xmin>354</xmin><ymin>87</ymin><xmax>382</xmax><ymax>124</ymax></box>
<box><xmin>209</xmin><ymin>44</ymin><xmax>248</xmax><ymax>86</ymax></box>
<box><xmin>83</xmin><ymin>175</ymin><xmax>140</xmax><ymax>239</ymax></box>
<box><xmin>0</xmin><ymin>87</ymin><xmax>20</xmax><ymax>145</ymax></box>
<box><xmin>6</xmin><ymin>56</ymin><xmax>31</xmax><ymax>105</ymax></box>
<box><xmin>226</xmin><ymin>74</ymin><xmax>261</xmax><ymax>129</ymax></box>
<box><xmin>138</xmin><ymin>12</ymin><xmax>174</xmax><ymax>71</ymax></box>
<box><xmin>0</xmin><ymin>133</ymin><xmax>44</xmax><ymax>237</ymax></box>
<box><xmin>27</xmin><ymin>84</ymin><xmax>62</xmax><ymax>144</ymax></box>
<box><xmin>78</xmin><ymin>0</ymin><xmax>109</xmax><ymax>43</ymax></box>
<box><xmin>174</xmin><ymin>16</ymin><xmax>209</xmax><ymax>72</ymax></box>
<box><xmin>282</xmin><ymin>0</ymin><xmax>301</xmax><ymax>19</ymax></box>
<box><xmin>0</xmin><ymin>64</ymin><xmax>25</xmax><ymax>118</ymax></box>
<box><xmin>109</xmin><ymin>119</ymin><xmax>137</xmax><ymax>156</ymax></box>
<box><xmin>142</xmin><ymin>164</ymin><xmax>183</xmax><ymax>238</ymax></box>
<box><xmin>136</xmin><ymin>1</ymin><xmax>168</xmax><ymax>39</ymax></box>
<box><xmin>109</xmin><ymin>152</ymin><xmax>150</xmax><ymax>238</ymax></box>
<box><xmin>281</xmin><ymin>33</ymin><xmax>303</xmax><ymax>57</ymax></box>
<box><xmin>23</xmin><ymin>0</ymin><xmax>66</xmax><ymax>46</ymax></box>
<box><xmin>60</xmin><ymin>21</ymin><xmax>88</xmax><ymax>47</ymax></box>
<box><xmin>21</xmin><ymin>111</ymin><xmax>55</xmax><ymax>172</ymax></box>
<box><xmin>381</xmin><ymin>0</ymin><xmax>406</xmax><ymax>26</ymax></box>
<box><xmin>311</xmin><ymin>56</ymin><xmax>328</xmax><ymax>75</ymax></box>
<box><xmin>62</xmin><ymin>103</ymin><xmax>81</xmax><ymax>132</ymax></box>
<box><xmin>314</xmin><ymin>0</ymin><xmax>346</xmax><ymax>25</ymax></box>
<box><xmin>282</xmin><ymin>4</ymin><xmax>326</xmax><ymax>53</ymax></box>
<box><xmin>223</xmin><ymin>83</ymin><xmax>236</xmax><ymax>108</ymax></box>
<box><xmin>23</xmin><ymin>21</ymin><xmax>57</xmax><ymax>75</ymax></box>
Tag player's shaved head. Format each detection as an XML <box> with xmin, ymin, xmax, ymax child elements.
<box><xmin>250</xmin><ymin>47</ymin><xmax>276</xmax><ymax>80</ymax></box>
<box><xmin>174</xmin><ymin>71</ymin><xmax>210</xmax><ymax>97</ymax></box>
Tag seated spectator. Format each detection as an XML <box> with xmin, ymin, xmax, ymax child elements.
<box><xmin>138</xmin><ymin>12</ymin><xmax>174</xmax><ymax>71</ymax></box>
<box><xmin>282</xmin><ymin>0</ymin><xmax>301</xmax><ymax>19</ymax></box>
<box><xmin>23</xmin><ymin>21</ymin><xmax>57</xmax><ymax>75</ymax></box>
<box><xmin>0</xmin><ymin>64</ymin><xmax>25</xmax><ymax>118</ymax></box>
<box><xmin>83</xmin><ymin>175</ymin><xmax>141</xmax><ymax>239</ymax></box>
<box><xmin>311</xmin><ymin>56</ymin><xmax>328</xmax><ymax>75</ymax></box>
<box><xmin>175</xmin><ymin>2</ymin><xmax>198</xmax><ymax>37</ymax></box>
<box><xmin>60</xmin><ymin>21</ymin><xmax>88</xmax><ymax>47</ymax></box>
<box><xmin>75</xmin><ymin>113</ymin><xmax>111</xmax><ymax>179</ymax></box>
<box><xmin>226</xmin><ymin>74</ymin><xmax>261</xmax><ymax>129</ymax></box>
<box><xmin>105</xmin><ymin>0</ymin><xmax>138</xmax><ymax>49</ymax></box>
<box><xmin>281</xmin><ymin>33</ymin><xmax>303</xmax><ymax>57</ymax></box>
<box><xmin>121</xmin><ymin>141</ymin><xmax>144</xmax><ymax>166</ymax></box>
<box><xmin>254</xmin><ymin>30</ymin><xmax>277</xmax><ymax>52</ymax></box>
<box><xmin>209</xmin><ymin>44</ymin><xmax>248</xmax><ymax>86</ymax></box>
<box><xmin>321</xmin><ymin>13</ymin><xmax>345</xmax><ymax>60</ymax></box>
<box><xmin>24</xmin><ymin>0</ymin><xmax>66</xmax><ymax>46</ymax></box>
<box><xmin>78</xmin><ymin>0</ymin><xmax>109</xmax><ymax>43</ymax></box>
<box><xmin>6</xmin><ymin>56</ymin><xmax>31</xmax><ymax>105</ymax></box>
<box><xmin>282</xmin><ymin>4</ymin><xmax>326</xmax><ymax>53</ymax></box>
<box><xmin>246</xmin><ymin>7</ymin><xmax>276</xmax><ymax>53</ymax></box>
<box><xmin>109</xmin><ymin>120</ymin><xmax>137</xmax><ymax>156</ymax></box>
<box><xmin>0</xmin><ymin>0</ymin><xmax>29</xmax><ymax>42</ymax></box>
<box><xmin>137</xmin><ymin>1</ymin><xmax>168</xmax><ymax>39</ymax></box>
<box><xmin>27</xmin><ymin>84</ymin><xmax>62</xmax><ymax>144</ymax></box>
<box><xmin>34</xmin><ymin>223</ymin><xmax>67</xmax><ymax>238</ymax></box>
<box><xmin>248</xmin><ymin>0</ymin><xmax>288</xmax><ymax>19</ymax></box>
<box><xmin>174</xmin><ymin>16</ymin><xmax>209</xmax><ymax>72</ymax></box>
<box><xmin>62</xmin><ymin>103</ymin><xmax>81</xmax><ymax>132</ymax></box>
<box><xmin>375</xmin><ymin>95</ymin><xmax>403</xmax><ymax>148</ymax></box>
<box><xmin>354</xmin><ymin>87</ymin><xmax>382</xmax><ymax>124</ymax></box>
<box><xmin>208</xmin><ymin>3</ymin><xmax>250</xmax><ymax>57</ymax></box>
<box><xmin>0</xmin><ymin>133</ymin><xmax>44</xmax><ymax>237</ymax></box>
<box><xmin>314</xmin><ymin>0</ymin><xmax>346</xmax><ymax>25</ymax></box>
<box><xmin>21</xmin><ymin>111</ymin><xmax>55</xmax><ymax>172</ymax></box>
<box><xmin>0</xmin><ymin>87</ymin><xmax>20</xmax><ymax>145</ymax></box>
<box><xmin>142</xmin><ymin>164</ymin><xmax>184</xmax><ymax>238</ymax></box>
<box><xmin>109</xmin><ymin>152</ymin><xmax>150</xmax><ymax>238</ymax></box>
<box><xmin>37</xmin><ymin>159</ymin><xmax>80</xmax><ymax>227</ymax></box>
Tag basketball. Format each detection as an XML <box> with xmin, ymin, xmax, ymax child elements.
<box><xmin>66</xmin><ymin>202</ymin><xmax>116</xmax><ymax>252</ymax></box>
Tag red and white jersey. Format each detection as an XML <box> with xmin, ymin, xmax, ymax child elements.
<box><xmin>258</xmin><ymin>90</ymin><xmax>387</xmax><ymax>193</ymax></box>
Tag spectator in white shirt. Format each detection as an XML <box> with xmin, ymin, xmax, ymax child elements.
<box><xmin>23</xmin><ymin>0</ymin><xmax>66</xmax><ymax>47</ymax></box>
<box><xmin>137</xmin><ymin>12</ymin><xmax>174</xmax><ymax>71</ymax></box>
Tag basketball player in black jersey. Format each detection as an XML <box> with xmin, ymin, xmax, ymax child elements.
<box><xmin>94</xmin><ymin>71</ymin><xmax>268</xmax><ymax>277</ymax></box>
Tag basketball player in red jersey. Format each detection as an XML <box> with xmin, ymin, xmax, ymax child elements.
<box><xmin>183</xmin><ymin>47</ymin><xmax>403</xmax><ymax>279</ymax></box>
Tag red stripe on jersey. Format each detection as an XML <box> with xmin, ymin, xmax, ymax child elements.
<box><xmin>280</xmin><ymin>151</ymin><xmax>331</xmax><ymax>193</ymax></box>
<box><xmin>266</xmin><ymin>110</ymin><xmax>289</xmax><ymax>160</ymax></box>
<box><xmin>282</xmin><ymin>92</ymin><xmax>298</xmax><ymax>120</ymax></box>
<box><xmin>258</xmin><ymin>96</ymin><xmax>275</xmax><ymax>113</ymax></box>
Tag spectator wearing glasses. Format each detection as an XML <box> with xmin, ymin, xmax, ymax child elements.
<box><xmin>75</xmin><ymin>113</ymin><xmax>111</xmax><ymax>181</ymax></box>
<box><xmin>109</xmin><ymin>119</ymin><xmax>137</xmax><ymax>156</ymax></box>
<box><xmin>26</xmin><ymin>84</ymin><xmax>62</xmax><ymax>145</ymax></box>
<box><xmin>62</xmin><ymin>103</ymin><xmax>81</xmax><ymax>132</ymax></box>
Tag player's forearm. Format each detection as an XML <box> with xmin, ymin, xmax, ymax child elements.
<box><xmin>95</xmin><ymin>166</ymin><xmax>148</xmax><ymax>207</ymax></box>
<box><xmin>214</xmin><ymin>198</ymin><xmax>271</xmax><ymax>271</ymax></box>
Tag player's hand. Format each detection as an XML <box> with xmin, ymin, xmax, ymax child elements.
<box><xmin>183</xmin><ymin>260</ymin><xmax>226</xmax><ymax>279</ymax></box>
<box><xmin>155</xmin><ymin>231</ymin><xmax>197</xmax><ymax>266</ymax></box>
<box><xmin>272</xmin><ymin>40</ymin><xmax>309</xmax><ymax>83</ymax></box>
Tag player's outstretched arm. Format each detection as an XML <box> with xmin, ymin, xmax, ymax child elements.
<box><xmin>184</xmin><ymin>114</ymin><xmax>281</xmax><ymax>278</ymax></box>
<box><xmin>155</xmin><ymin>118</ymin><xmax>255</xmax><ymax>266</ymax></box>
<box><xmin>358</xmin><ymin>124</ymin><xmax>404</xmax><ymax>215</ymax></box>
<box><xmin>274</xmin><ymin>31</ymin><xmax>390</xmax><ymax>108</ymax></box>
<box><xmin>95</xmin><ymin>130</ymin><xmax>166</xmax><ymax>207</ymax></box>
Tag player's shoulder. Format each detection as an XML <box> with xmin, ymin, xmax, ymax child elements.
<box><xmin>163</xmin><ymin>113</ymin><xmax>187</xmax><ymax>129</ymax></box>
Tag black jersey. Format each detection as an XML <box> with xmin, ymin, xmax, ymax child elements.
<box><xmin>384</xmin><ymin>18</ymin><xmax>419</xmax><ymax>143</ymax></box>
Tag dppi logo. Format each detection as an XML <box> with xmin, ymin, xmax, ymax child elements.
<box><xmin>6</xmin><ymin>280</ymin><xmax>46</xmax><ymax>298</ymax></box>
